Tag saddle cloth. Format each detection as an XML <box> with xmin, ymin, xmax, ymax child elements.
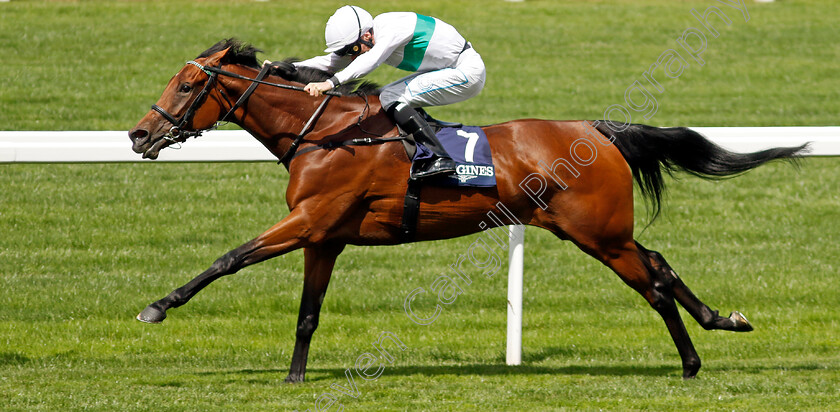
<box><xmin>413</xmin><ymin>126</ymin><xmax>496</xmax><ymax>187</ymax></box>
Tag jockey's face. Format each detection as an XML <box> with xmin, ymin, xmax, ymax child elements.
<box><xmin>335</xmin><ymin>30</ymin><xmax>375</xmax><ymax>60</ymax></box>
<box><xmin>351</xmin><ymin>31</ymin><xmax>374</xmax><ymax>60</ymax></box>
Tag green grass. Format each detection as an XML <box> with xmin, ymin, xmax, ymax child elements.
<box><xmin>1</xmin><ymin>0</ymin><xmax>839</xmax><ymax>129</ymax></box>
<box><xmin>1</xmin><ymin>0</ymin><xmax>839</xmax><ymax>411</ymax></box>
<box><xmin>2</xmin><ymin>161</ymin><xmax>838</xmax><ymax>411</ymax></box>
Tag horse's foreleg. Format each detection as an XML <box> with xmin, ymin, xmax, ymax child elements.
<box><xmin>637</xmin><ymin>242</ymin><xmax>754</xmax><ymax>332</ymax></box>
<box><xmin>599</xmin><ymin>241</ymin><xmax>703</xmax><ymax>378</ymax></box>
<box><xmin>136</xmin><ymin>212</ymin><xmax>311</xmax><ymax>323</ymax></box>
<box><xmin>285</xmin><ymin>243</ymin><xmax>345</xmax><ymax>383</ymax></box>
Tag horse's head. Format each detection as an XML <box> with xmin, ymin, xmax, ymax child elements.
<box><xmin>128</xmin><ymin>47</ymin><xmax>232</xmax><ymax>159</ymax></box>
<box><xmin>130</xmin><ymin>39</ymin><xmax>384</xmax><ymax>160</ymax></box>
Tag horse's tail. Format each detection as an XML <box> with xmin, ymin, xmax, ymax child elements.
<box><xmin>593</xmin><ymin>121</ymin><xmax>808</xmax><ymax>220</ymax></box>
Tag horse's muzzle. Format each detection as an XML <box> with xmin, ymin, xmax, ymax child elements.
<box><xmin>129</xmin><ymin>128</ymin><xmax>150</xmax><ymax>152</ymax></box>
<box><xmin>128</xmin><ymin>127</ymin><xmax>170</xmax><ymax>159</ymax></box>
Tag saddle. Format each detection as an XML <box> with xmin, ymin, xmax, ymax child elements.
<box><xmin>397</xmin><ymin>113</ymin><xmax>496</xmax><ymax>243</ymax></box>
<box><xmin>398</xmin><ymin>108</ymin><xmax>462</xmax><ymax>161</ymax></box>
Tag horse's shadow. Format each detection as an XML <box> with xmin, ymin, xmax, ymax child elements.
<box><xmin>193</xmin><ymin>348</ymin><xmax>840</xmax><ymax>384</ymax></box>
<box><xmin>194</xmin><ymin>353</ymin><xmax>680</xmax><ymax>384</ymax></box>
<box><xmin>304</xmin><ymin>363</ymin><xmax>678</xmax><ymax>382</ymax></box>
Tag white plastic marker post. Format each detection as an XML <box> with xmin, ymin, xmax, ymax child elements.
<box><xmin>506</xmin><ymin>225</ymin><xmax>525</xmax><ymax>365</ymax></box>
<box><xmin>2</xmin><ymin>127</ymin><xmax>837</xmax><ymax>163</ymax></box>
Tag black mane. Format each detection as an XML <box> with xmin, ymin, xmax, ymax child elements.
<box><xmin>197</xmin><ymin>38</ymin><xmax>380</xmax><ymax>97</ymax></box>
<box><xmin>197</xmin><ymin>38</ymin><xmax>262</xmax><ymax>69</ymax></box>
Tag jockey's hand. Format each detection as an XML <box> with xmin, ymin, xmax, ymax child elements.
<box><xmin>304</xmin><ymin>81</ymin><xmax>333</xmax><ymax>97</ymax></box>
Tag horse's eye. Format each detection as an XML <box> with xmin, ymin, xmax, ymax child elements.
<box><xmin>179</xmin><ymin>84</ymin><xmax>192</xmax><ymax>93</ymax></box>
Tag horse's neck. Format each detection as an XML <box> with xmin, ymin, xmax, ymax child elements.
<box><xmin>218</xmin><ymin>66</ymin><xmax>310</xmax><ymax>136</ymax></box>
<box><xmin>223</xmin><ymin>68</ymin><xmax>396</xmax><ymax>156</ymax></box>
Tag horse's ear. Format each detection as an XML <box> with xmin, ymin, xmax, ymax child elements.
<box><xmin>202</xmin><ymin>47</ymin><xmax>232</xmax><ymax>66</ymax></box>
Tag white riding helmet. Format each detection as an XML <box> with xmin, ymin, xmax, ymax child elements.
<box><xmin>324</xmin><ymin>5</ymin><xmax>373</xmax><ymax>53</ymax></box>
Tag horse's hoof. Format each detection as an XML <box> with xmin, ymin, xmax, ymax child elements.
<box><xmin>284</xmin><ymin>374</ymin><xmax>304</xmax><ymax>384</ymax></box>
<box><xmin>682</xmin><ymin>359</ymin><xmax>701</xmax><ymax>379</ymax></box>
<box><xmin>730</xmin><ymin>311</ymin><xmax>753</xmax><ymax>332</ymax></box>
<box><xmin>136</xmin><ymin>304</ymin><xmax>166</xmax><ymax>323</ymax></box>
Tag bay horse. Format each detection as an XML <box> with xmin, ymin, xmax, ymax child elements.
<box><xmin>129</xmin><ymin>39</ymin><xmax>806</xmax><ymax>382</ymax></box>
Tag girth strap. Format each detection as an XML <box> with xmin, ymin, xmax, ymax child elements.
<box><xmin>400</xmin><ymin>178</ymin><xmax>423</xmax><ymax>243</ymax></box>
<box><xmin>289</xmin><ymin>136</ymin><xmax>409</xmax><ymax>161</ymax></box>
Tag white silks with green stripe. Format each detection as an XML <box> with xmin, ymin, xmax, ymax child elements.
<box><xmin>396</xmin><ymin>13</ymin><xmax>437</xmax><ymax>71</ymax></box>
<box><xmin>314</xmin><ymin>12</ymin><xmax>473</xmax><ymax>85</ymax></box>
<box><xmin>293</xmin><ymin>11</ymin><xmax>486</xmax><ymax>108</ymax></box>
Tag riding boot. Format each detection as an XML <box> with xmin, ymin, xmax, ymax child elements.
<box><xmin>387</xmin><ymin>103</ymin><xmax>456</xmax><ymax>179</ymax></box>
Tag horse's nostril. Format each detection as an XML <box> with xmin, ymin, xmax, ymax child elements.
<box><xmin>130</xmin><ymin>129</ymin><xmax>149</xmax><ymax>141</ymax></box>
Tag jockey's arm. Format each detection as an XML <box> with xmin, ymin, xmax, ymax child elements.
<box><xmin>331</xmin><ymin>32</ymin><xmax>402</xmax><ymax>85</ymax></box>
<box><xmin>303</xmin><ymin>34</ymin><xmax>403</xmax><ymax>97</ymax></box>
<box><xmin>293</xmin><ymin>53</ymin><xmax>349</xmax><ymax>73</ymax></box>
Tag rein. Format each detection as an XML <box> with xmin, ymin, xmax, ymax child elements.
<box><xmin>203</xmin><ymin>65</ymin><xmax>342</xmax><ymax>97</ymax></box>
<box><xmin>277</xmin><ymin>94</ymin><xmax>333</xmax><ymax>168</ymax></box>
<box><xmin>151</xmin><ymin>60</ymin><xmax>400</xmax><ymax>169</ymax></box>
<box><xmin>150</xmin><ymin>60</ymin><xmax>340</xmax><ymax>160</ymax></box>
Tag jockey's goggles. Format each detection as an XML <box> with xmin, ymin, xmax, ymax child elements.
<box><xmin>335</xmin><ymin>41</ymin><xmax>363</xmax><ymax>57</ymax></box>
<box><xmin>334</xmin><ymin>31</ymin><xmax>373</xmax><ymax>57</ymax></box>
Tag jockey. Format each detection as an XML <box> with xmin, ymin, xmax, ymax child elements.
<box><xmin>290</xmin><ymin>5</ymin><xmax>486</xmax><ymax>179</ymax></box>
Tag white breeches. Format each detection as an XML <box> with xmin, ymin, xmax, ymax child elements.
<box><xmin>379</xmin><ymin>47</ymin><xmax>486</xmax><ymax>109</ymax></box>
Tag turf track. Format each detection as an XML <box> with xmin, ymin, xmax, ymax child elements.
<box><xmin>1</xmin><ymin>1</ymin><xmax>838</xmax><ymax>410</ymax></box>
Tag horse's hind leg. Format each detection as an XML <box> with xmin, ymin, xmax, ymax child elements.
<box><xmin>636</xmin><ymin>242</ymin><xmax>753</xmax><ymax>332</ymax></box>
<box><xmin>592</xmin><ymin>240</ymin><xmax>703</xmax><ymax>378</ymax></box>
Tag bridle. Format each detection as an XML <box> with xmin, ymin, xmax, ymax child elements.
<box><xmin>151</xmin><ymin>61</ymin><xmax>221</xmax><ymax>144</ymax></box>
<box><xmin>149</xmin><ymin>60</ymin><xmax>339</xmax><ymax>165</ymax></box>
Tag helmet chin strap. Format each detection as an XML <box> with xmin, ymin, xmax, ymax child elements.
<box><xmin>349</xmin><ymin>6</ymin><xmax>373</xmax><ymax>50</ymax></box>
<box><xmin>358</xmin><ymin>37</ymin><xmax>373</xmax><ymax>48</ymax></box>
